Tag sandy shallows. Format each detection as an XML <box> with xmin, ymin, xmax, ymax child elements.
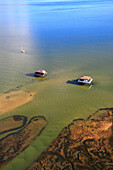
<box><xmin>0</xmin><ymin>90</ymin><xmax>35</xmax><ymax>114</ymax></box>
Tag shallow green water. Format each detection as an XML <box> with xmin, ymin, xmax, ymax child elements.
<box><xmin>0</xmin><ymin>0</ymin><xmax>113</xmax><ymax>169</ymax></box>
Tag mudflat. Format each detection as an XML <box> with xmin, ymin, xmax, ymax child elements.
<box><xmin>29</xmin><ymin>108</ymin><xmax>113</xmax><ymax>169</ymax></box>
<box><xmin>0</xmin><ymin>115</ymin><xmax>27</xmax><ymax>135</ymax></box>
<box><xmin>0</xmin><ymin>116</ymin><xmax>47</xmax><ymax>168</ymax></box>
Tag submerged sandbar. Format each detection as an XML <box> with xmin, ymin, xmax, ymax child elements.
<box><xmin>0</xmin><ymin>90</ymin><xmax>35</xmax><ymax>114</ymax></box>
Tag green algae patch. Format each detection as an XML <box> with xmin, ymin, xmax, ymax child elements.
<box><xmin>0</xmin><ymin>116</ymin><xmax>47</xmax><ymax>168</ymax></box>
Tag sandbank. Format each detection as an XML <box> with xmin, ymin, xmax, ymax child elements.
<box><xmin>0</xmin><ymin>90</ymin><xmax>35</xmax><ymax>114</ymax></box>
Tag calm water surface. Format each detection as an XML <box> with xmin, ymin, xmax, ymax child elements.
<box><xmin>0</xmin><ymin>0</ymin><xmax>113</xmax><ymax>169</ymax></box>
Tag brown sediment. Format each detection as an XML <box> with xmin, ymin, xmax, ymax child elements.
<box><xmin>0</xmin><ymin>115</ymin><xmax>27</xmax><ymax>135</ymax></box>
<box><xmin>29</xmin><ymin>108</ymin><xmax>113</xmax><ymax>170</ymax></box>
<box><xmin>0</xmin><ymin>116</ymin><xmax>47</xmax><ymax>168</ymax></box>
<box><xmin>0</xmin><ymin>90</ymin><xmax>36</xmax><ymax>114</ymax></box>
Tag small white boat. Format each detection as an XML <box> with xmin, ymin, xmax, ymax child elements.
<box><xmin>20</xmin><ymin>49</ymin><xmax>25</xmax><ymax>53</ymax></box>
<box><xmin>34</xmin><ymin>70</ymin><xmax>47</xmax><ymax>77</ymax></box>
<box><xmin>20</xmin><ymin>46</ymin><xmax>25</xmax><ymax>53</ymax></box>
<box><xmin>77</xmin><ymin>76</ymin><xmax>93</xmax><ymax>85</ymax></box>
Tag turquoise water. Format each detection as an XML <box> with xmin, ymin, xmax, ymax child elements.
<box><xmin>0</xmin><ymin>0</ymin><xmax>113</xmax><ymax>169</ymax></box>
